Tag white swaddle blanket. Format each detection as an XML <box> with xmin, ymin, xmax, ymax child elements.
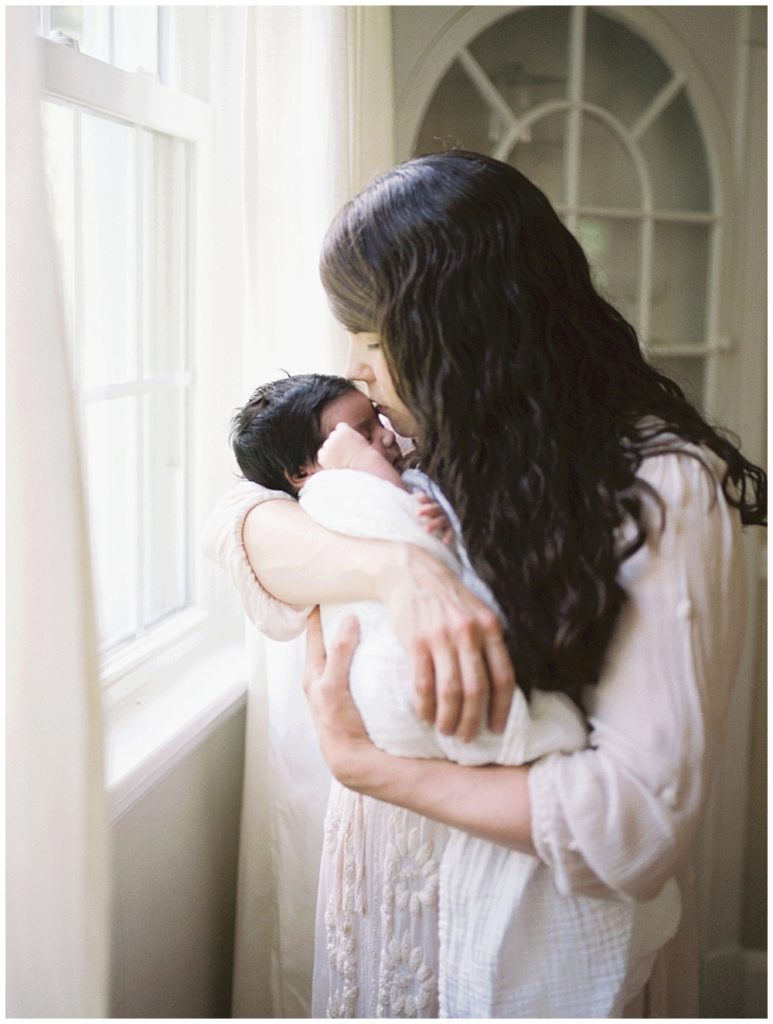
<box><xmin>300</xmin><ymin>468</ymin><xmax>681</xmax><ymax>1017</ymax></box>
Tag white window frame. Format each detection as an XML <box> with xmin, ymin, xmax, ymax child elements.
<box><xmin>39</xmin><ymin>34</ymin><xmax>235</xmax><ymax>718</ymax></box>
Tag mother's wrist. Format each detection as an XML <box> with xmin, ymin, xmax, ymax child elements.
<box><xmin>370</xmin><ymin>540</ymin><xmax>414</xmax><ymax>602</ymax></box>
<box><xmin>329</xmin><ymin>739</ymin><xmax>389</xmax><ymax>793</ymax></box>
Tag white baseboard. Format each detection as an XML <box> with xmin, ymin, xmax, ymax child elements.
<box><xmin>700</xmin><ymin>946</ymin><xmax>767</xmax><ymax>1018</ymax></box>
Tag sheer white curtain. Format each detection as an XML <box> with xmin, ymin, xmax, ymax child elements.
<box><xmin>223</xmin><ymin>7</ymin><xmax>395</xmax><ymax>1016</ymax></box>
<box><xmin>6</xmin><ymin>7</ymin><xmax>110</xmax><ymax>1017</ymax></box>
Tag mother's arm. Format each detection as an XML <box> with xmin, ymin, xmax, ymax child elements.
<box><xmin>209</xmin><ymin>485</ymin><xmax>515</xmax><ymax>739</ymax></box>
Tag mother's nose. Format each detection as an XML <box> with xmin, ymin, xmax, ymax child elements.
<box><xmin>344</xmin><ymin>345</ymin><xmax>374</xmax><ymax>382</ymax></box>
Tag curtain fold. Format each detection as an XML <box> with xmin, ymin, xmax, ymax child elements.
<box><xmin>6</xmin><ymin>8</ymin><xmax>110</xmax><ymax>1017</ymax></box>
<box><xmin>229</xmin><ymin>7</ymin><xmax>395</xmax><ymax>1016</ymax></box>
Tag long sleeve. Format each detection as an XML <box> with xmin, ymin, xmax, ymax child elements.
<box><xmin>529</xmin><ymin>449</ymin><xmax>747</xmax><ymax>901</ymax></box>
<box><xmin>202</xmin><ymin>479</ymin><xmax>312</xmax><ymax>640</ymax></box>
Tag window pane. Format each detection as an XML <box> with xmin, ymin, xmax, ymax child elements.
<box><xmin>649</xmin><ymin>355</ymin><xmax>705</xmax><ymax>411</ymax></box>
<box><xmin>650</xmin><ymin>223</ymin><xmax>710</xmax><ymax>346</ymax></box>
<box><xmin>413</xmin><ymin>60</ymin><xmax>493</xmax><ymax>157</ymax></box>
<box><xmin>40</xmin><ymin>101</ymin><xmax>76</xmax><ymax>345</ymax></box>
<box><xmin>80</xmin><ymin>111</ymin><xmax>138</xmax><ymax>386</ymax></box>
<box><xmin>467</xmin><ymin>7</ymin><xmax>570</xmax><ymax>109</ymax></box>
<box><xmin>585</xmin><ymin>10</ymin><xmax>672</xmax><ymax>128</ymax></box>
<box><xmin>641</xmin><ymin>90</ymin><xmax>711</xmax><ymax>211</ymax></box>
<box><xmin>414</xmin><ymin>6</ymin><xmax>570</xmax><ymax>165</ymax></box>
<box><xmin>48</xmin><ymin>6</ymin><xmax>110</xmax><ymax>62</ymax></box>
<box><xmin>508</xmin><ymin>111</ymin><xmax>567</xmax><ymax>208</ymax></box>
<box><xmin>142</xmin><ymin>389</ymin><xmax>188</xmax><ymax>625</ymax></box>
<box><xmin>45</xmin><ymin>6</ymin><xmax>159</xmax><ymax>75</ymax></box>
<box><xmin>113</xmin><ymin>6</ymin><xmax>159</xmax><ymax>75</ymax></box>
<box><xmin>579</xmin><ymin>115</ymin><xmax>641</xmax><ymax>208</ymax></box>
<box><xmin>143</xmin><ymin>131</ymin><xmax>187</xmax><ymax>375</ymax></box>
<box><xmin>577</xmin><ymin>217</ymin><xmax>642</xmax><ymax>331</ymax></box>
<box><xmin>83</xmin><ymin>398</ymin><xmax>138</xmax><ymax>646</ymax></box>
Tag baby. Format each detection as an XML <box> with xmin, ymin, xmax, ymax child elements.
<box><xmin>230</xmin><ymin>372</ymin><xmax>451</xmax><ymax>539</ymax></box>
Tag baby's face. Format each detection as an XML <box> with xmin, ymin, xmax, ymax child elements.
<box><xmin>319</xmin><ymin>389</ymin><xmax>402</xmax><ymax>469</ymax></box>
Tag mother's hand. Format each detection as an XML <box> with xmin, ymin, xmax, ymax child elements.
<box><xmin>379</xmin><ymin>545</ymin><xmax>516</xmax><ymax>742</ymax></box>
<box><xmin>303</xmin><ymin>606</ymin><xmax>534</xmax><ymax>853</ymax></box>
<box><xmin>302</xmin><ymin>607</ymin><xmax>378</xmax><ymax>787</ymax></box>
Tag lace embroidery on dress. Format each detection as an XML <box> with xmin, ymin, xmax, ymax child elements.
<box><xmin>377</xmin><ymin>810</ymin><xmax>439</xmax><ymax>1017</ymax></box>
<box><xmin>323</xmin><ymin>795</ymin><xmax>365</xmax><ymax>1017</ymax></box>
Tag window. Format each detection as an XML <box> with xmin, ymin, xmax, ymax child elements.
<box><xmin>40</xmin><ymin>5</ymin><xmax>163</xmax><ymax>77</ymax></box>
<box><xmin>39</xmin><ymin>7</ymin><xmax>213</xmax><ymax>687</ymax></box>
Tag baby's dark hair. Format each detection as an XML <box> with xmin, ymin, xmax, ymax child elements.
<box><xmin>230</xmin><ymin>373</ymin><xmax>356</xmax><ymax>495</ymax></box>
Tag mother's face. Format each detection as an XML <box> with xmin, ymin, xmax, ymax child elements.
<box><xmin>345</xmin><ymin>333</ymin><xmax>420</xmax><ymax>439</ymax></box>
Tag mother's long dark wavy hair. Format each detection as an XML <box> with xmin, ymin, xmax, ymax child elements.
<box><xmin>320</xmin><ymin>150</ymin><xmax>766</xmax><ymax>705</ymax></box>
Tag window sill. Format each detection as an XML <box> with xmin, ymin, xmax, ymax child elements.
<box><xmin>101</xmin><ymin>606</ymin><xmax>211</xmax><ymax>700</ymax></box>
<box><xmin>105</xmin><ymin>639</ymin><xmax>248</xmax><ymax>822</ymax></box>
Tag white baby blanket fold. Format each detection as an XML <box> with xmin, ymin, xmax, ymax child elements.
<box><xmin>299</xmin><ymin>468</ymin><xmax>680</xmax><ymax>1017</ymax></box>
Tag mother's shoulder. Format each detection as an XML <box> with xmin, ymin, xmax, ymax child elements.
<box><xmin>634</xmin><ymin>440</ymin><xmax>729</xmax><ymax>517</ymax></box>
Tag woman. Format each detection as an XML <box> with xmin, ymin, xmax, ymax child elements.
<box><xmin>207</xmin><ymin>151</ymin><xmax>765</xmax><ymax>1016</ymax></box>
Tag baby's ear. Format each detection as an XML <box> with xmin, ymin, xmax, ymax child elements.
<box><xmin>285</xmin><ymin>464</ymin><xmax>317</xmax><ymax>492</ymax></box>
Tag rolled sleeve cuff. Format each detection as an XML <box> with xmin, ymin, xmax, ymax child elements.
<box><xmin>528</xmin><ymin>753</ymin><xmax>617</xmax><ymax>900</ymax></box>
<box><xmin>202</xmin><ymin>480</ymin><xmax>311</xmax><ymax>640</ymax></box>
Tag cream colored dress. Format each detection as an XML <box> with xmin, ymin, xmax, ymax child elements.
<box><xmin>204</xmin><ymin>446</ymin><xmax>747</xmax><ymax>1017</ymax></box>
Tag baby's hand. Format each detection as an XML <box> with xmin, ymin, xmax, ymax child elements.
<box><xmin>415</xmin><ymin>493</ymin><xmax>454</xmax><ymax>545</ymax></box>
<box><xmin>317</xmin><ymin>422</ymin><xmax>371</xmax><ymax>471</ymax></box>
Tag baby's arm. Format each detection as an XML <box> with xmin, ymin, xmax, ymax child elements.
<box><xmin>317</xmin><ymin>422</ymin><xmax>406</xmax><ymax>489</ymax></box>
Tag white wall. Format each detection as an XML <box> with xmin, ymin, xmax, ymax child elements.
<box><xmin>110</xmin><ymin>705</ymin><xmax>246</xmax><ymax>1017</ymax></box>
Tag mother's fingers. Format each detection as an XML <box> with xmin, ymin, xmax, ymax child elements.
<box><xmin>321</xmin><ymin>615</ymin><xmax>361</xmax><ymax>689</ymax></box>
<box><xmin>384</xmin><ymin>545</ymin><xmax>516</xmax><ymax>741</ymax></box>
<box><xmin>482</xmin><ymin>630</ymin><xmax>516</xmax><ymax>734</ymax></box>
<box><xmin>411</xmin><ymin>642</ymin><xmax>437</xmax><ymax>725</ymax></box>
<box><xmin>304</xmin><ymin>612</ymin><xmax>361</xmax><ymax>698</ymax></box>
<box><xmin>303</xmin><ymin>615</ymin><xmax>369</xmax><ymax>786</ymax></box>
<box><xmin>431</xmin><ymin>640</ymin><xmax>463</xmax><ymax>736</ymax></box>
<box><xmin>302</xmin><ymin>606</ymin><xmax>326</xmax><ymax>694</ymax></box>
<box><xmin>411</xmin><ymin>613</ymin><xmax>515</xmax><ymax>741</ymax></box>
<box><xmin>455</xmin><ymin>633</ymin><xmax>488</xmax><ymax>742</ymax></box>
